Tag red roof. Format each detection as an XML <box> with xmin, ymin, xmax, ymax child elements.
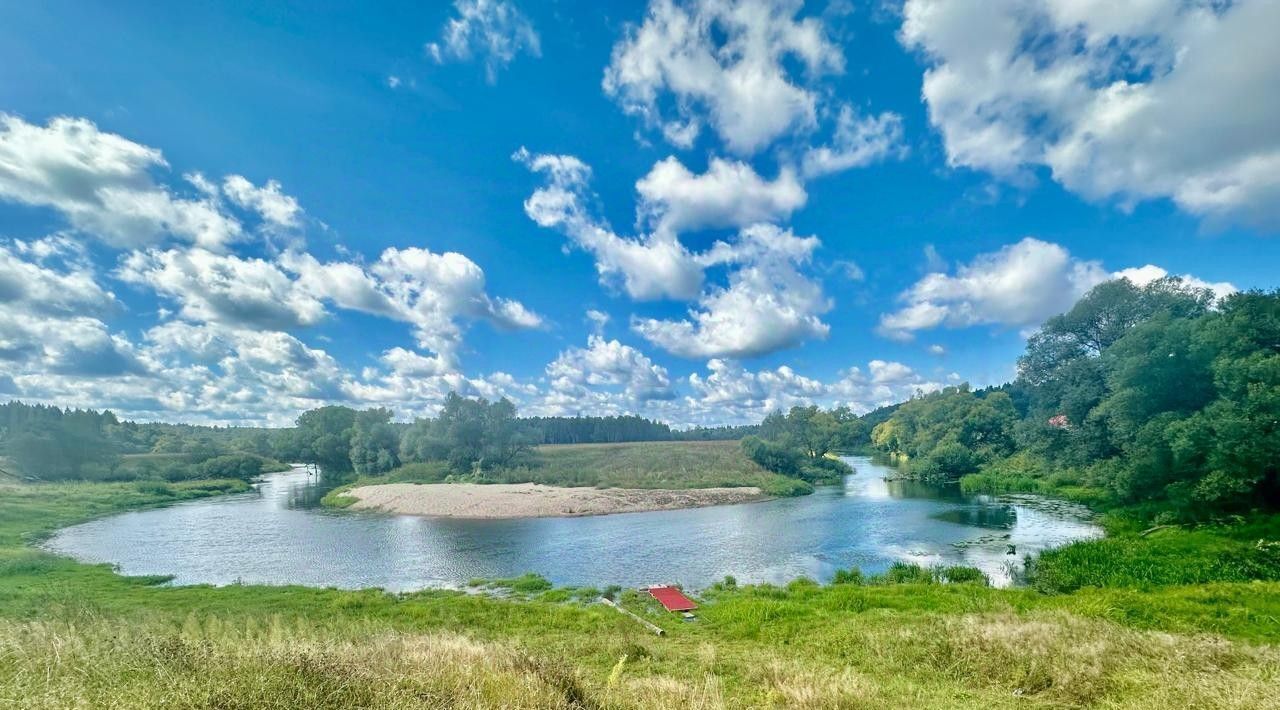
<box><xmin>648</xmin><ymin>585</ymin><xmax>697</xmax><ymax>612</ymax></box>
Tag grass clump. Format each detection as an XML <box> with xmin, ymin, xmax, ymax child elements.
<box><xmin>1029</xmin><ymin>522</ymin><xmax>1280</xmax><ymax>593</ymax></box>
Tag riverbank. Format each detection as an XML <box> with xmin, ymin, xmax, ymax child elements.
<box><xmin>345</xmin><ymin>481</ymin><xmax>769</xmax><ymax>518</ymax></box>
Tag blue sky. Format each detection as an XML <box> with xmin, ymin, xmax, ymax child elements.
<box><xmin>1</xmin><ymin>0</ymin><xmax>1277</xmax><ymax>426</ymax></box>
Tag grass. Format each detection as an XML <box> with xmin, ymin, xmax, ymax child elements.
<box><xmin>324</xmin><ymin>441</ymin><xmax>813</xmax><ymax>506</ymax></box>
<box><xmin>3</xmin><ymin>476</ymin><xmax>1280</xmax><ymax>707</ymax></box>
<box><xmin>489</xmin><ymin>441</ymin><xmax>811</xmax><ymax>496</ymax></box>
<box><xmin>1030</xmin><ymin>520</ymin><xmax>1280</xmax><ymax>593</ymax></box>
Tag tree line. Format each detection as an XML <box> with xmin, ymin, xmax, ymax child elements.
<box><xmin>868</xmin><ymin>279</ymin><xmax>1279</xmax><ymax>516</ymax></box>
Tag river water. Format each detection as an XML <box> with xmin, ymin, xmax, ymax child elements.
<box><xmin>45</xmin><ymin>456</ymin><xmax>1101</xmax><ymax>590</ymax></box>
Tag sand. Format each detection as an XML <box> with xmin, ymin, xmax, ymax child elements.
<box><xmin>345</xmin><ymin>482</ymin><xmax>768</xmax><ymax>519</ymax></box>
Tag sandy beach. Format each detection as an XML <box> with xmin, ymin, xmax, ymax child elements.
<box><xmin>345</xmin><ymin>482</ymin><xmax>768</xmax><ymax>519</ymax></box>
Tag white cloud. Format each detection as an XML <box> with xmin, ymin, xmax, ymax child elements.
<box><xmin>516</xmin><ymin>147</ymin><xmax>703</xmax><ymax>300</ymax></box>
<box><xmin>427</xmin><ymin>0</ymin><xmax>540</xmax><ymax>82</ymax></box>
<box><xmin>604</xmin><ymin>0</ymin><xmax>845</xmax><ymax>155</ymax></box>
<box><xmin>365</xmin><ymin>246</ymin><xmax>543</xmax><ymax>359</ymax></box>
<box><xmin>585</xmin><ymin>309</ymin><xmax>610</xmax><ymax>334</ymax></box>
<box><xmin>680</xmin><ymin>357</ymin><xmax>942</xmax><ymax>425</ymax></box>
<box><xmin>222</xmin><ymin>175</ymin><xmax>303</xmax><ymax>230</ymax></box>
<box><xmin>879</xmin><ymin>237</ymin><xmax>1238</xmax><ymax>340</ymax></box>
<box><xmin>879</xmin><ymin>238</ymin><xmax>1109</xmax><ymax>340</ymax></box>
<box><xmin>0</xmin><ymin>238</ymin><xmax>115</xmax><ymax>318</ymax></box>
<box><xmin>827</xmin><ymin>361</ymin><xmax>943</xmax><ymax>413</ymax></box>
<box><xmin>118</xmin><ymin>248</ymin><xmax>328</xmax><ymax>331</ymax></box>
<box><xmin>117</xmin><ymin>244</ymin><xmax>541</xmax><ymax>368</ymax></box>
<box><xmin>802</xmin><ymin>105</ymin><xmax>906</xmax><ymax>178</ymax></box>
<box><xmin>519</xmin><ymin>149</ymin><xmax>835</xmax><ymax>358</ymax></box>
<box><xmin>900</xmin><ymin>0</ymin><xmax>1280</xmax><ymax>229</ymax></box>
<box><xmin>0</xmin><ymin>114</ymin><xmax>245</xmax><ymax>249</ymax></box>
<box><xmin>927</xmin><ymin>343</ymin><xmax>946</xmax><ymax>356</ymax></box>
<box><xmin>0</xmin><ymin>309</ymin><xmax>146</xmax><ymax>378</ymax></box>
<box><xmin>545</xmin><ymin>335</ymin><xmax>674</xmax><ymax>402</ymax></box>
<box><xmin>632</xmin><ymin>224</ymin><xmax>830</xmax><ymax>358</ymax></box>
<box><xmin>636</xmin><ymin>156</ymin><xmax>807</xmax><ymax>234</ymax></box>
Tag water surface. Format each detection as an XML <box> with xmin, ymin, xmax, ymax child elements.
<box><xmin>46</xmin><ymin>456</ymin><xmax>1100</xmax><ymax>590</ymax></box>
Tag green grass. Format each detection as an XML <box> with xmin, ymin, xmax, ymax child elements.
<box><xmin>3</xmin><ymin>477</ymin><xmax>1280</xmax><ymax>707</ymax></box>
<box><xmin>1030</xmin><ymin>521</ymin><xmax>1280</xmax><ymax>593</ymax></box>
<box><xmin>491</xmin><ymin>441</ymin><xmax>811</xmax><ymax>496</ymax></box>
<box><xmin>325</xmin><ymin>441</ymin><xmax>813</xmax><ymax>507</ymax></box>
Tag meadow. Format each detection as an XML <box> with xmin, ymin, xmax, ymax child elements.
<box><xmin>1</xmin><ymin>477</ymin><xmax>1279</xmax><ymax>708</ymax></box>
<box><xmin>324</xmin><ymin>440</ymin><xmax>813</xmax><ymax>508</ymax></box>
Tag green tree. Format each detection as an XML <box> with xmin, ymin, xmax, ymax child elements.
<box><xmin>294</xmin><ymin>406</ymin><xmax>358</xmax><ymax>473</ymax></box>
<box><xmin>349</xmin><ymin>408</ymin><xmax>400</xmax><ymax>475</ymax></box>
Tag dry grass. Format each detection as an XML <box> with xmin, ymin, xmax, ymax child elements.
<box><xmin>0</xmin><ymin>610</ymin><xmax>1277</xmax><ymax>709</ymax></box>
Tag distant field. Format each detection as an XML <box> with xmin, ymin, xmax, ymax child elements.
<box><xmin>498</xmin><ymin>440</ymin><xmax>809</xmax><ymax>495</ymax></box>
<box><xmin>363</xmin><ymin>440</ymin><xmax>813</xmax><ymax>497</ymax></box>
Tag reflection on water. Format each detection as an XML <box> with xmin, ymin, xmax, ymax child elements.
<box><xmin>46</xmin><ymin>456</ymin><xmax>1101</xmax><ymax>590</ymax></box>
<box><xmin>930</xmin><ymin>506</ymin><xmax>1017</xmax><ymax>529</ymax></box>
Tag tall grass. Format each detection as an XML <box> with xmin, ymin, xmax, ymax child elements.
<box><xmin>1029</xmin><ymin>525</ymin><xmax>1280</xmax><ymax>592</ymax></box>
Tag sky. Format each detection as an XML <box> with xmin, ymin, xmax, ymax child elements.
<box><xmin>0</xmin><ymin>0</ymin><xmax>1277</xmax><ymax>427</ymax></box>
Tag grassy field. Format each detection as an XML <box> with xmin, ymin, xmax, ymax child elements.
<box><xmin>325</xmin><ymin>441</ymin><xmax>813</xmax><ymax>507</ymax></box>
<box><xmin>1</xmin><ymin>477</ymin><xmax>1279</xmax><ymax>707</ymax></box>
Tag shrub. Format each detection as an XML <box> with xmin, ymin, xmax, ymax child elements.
<box><xmin>196</xmin><ymin>454</ymin><xmax>273</xmax><ymax>481</ymax></box>
<box><xmin>741</xmin><ymin>436</ymin><xmax>804</xmax><ymax>478</ymax></box>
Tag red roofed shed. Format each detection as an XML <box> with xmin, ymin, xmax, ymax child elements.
<box><xmin>647</xmin><ymin>585</ymin><xmax>697</xmax><ymax>612</ymax></box>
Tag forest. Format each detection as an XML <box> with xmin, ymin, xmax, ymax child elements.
<box><xmin>868</xmin><ymin>280</ymin><xmax>1279</xmax><ymax>518</ymax></box>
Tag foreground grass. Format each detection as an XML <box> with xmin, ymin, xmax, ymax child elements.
<box><xmin>3</xmin><ymin>478</ymin><xmax>1280</xmax><ymax>707</ymax></box>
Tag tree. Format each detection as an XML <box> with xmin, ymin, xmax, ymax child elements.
<box><xmin>349</xmin><ymin>408</ymin><xmax>400</xmax><ymax>475</ymax></box>
<box><xmin>399</xmin><ymin>393</ymin><xmax>531</xmax><ymax>473</ymax></box>
<box><xmin>294</xmin><ymin>406</ymin><xmax>358</xmax><ymax>472</ymax></box>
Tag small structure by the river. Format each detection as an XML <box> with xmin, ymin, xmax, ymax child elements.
<box><xmin>646</xmin><ymin>585</ymin><xmax>697</xmax><ymax>612</ymax></box>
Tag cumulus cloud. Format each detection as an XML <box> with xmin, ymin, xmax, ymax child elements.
<box><xmin>519</xmin><ymin>149</ymin><xmax>835</xmax><ymax>359</ymax></box>
<box><xmin>0</xmin><ymin>114</ymin><xmax>244</xmax><ymax>249</ymax></box>
<box><xmin>604</xmin><ymin>0</ymin><xmax>846</xmax><ymax>154</ymax></box>
<box><xmin>802</xmin><ymin>105</ymin><xmax>906</xmax><ymax>178</ymax></box>
<box><xmin>681</xmin><ymin>357</ymin><xmax>941</xmax><ymax>425</ymax></box>
<box><xmin>221</xmin><ymin>175</ymin><xmax>303</xmax><ymax>230</ymax></box>
<box><xmin>633</xmin><ymin>225</ymin><xmax>830</xmax><ymax>358</ymax></box>
<box><xmin>516</xmin><ymin>147</ymin><xmax>703</xmax><ymax>300</ymax></box>
<box><xmin>636</xmin><ymin>156</ymin><xmax>806</xmax><ymax>234</ymax></box>
<box><xmin>427</xmin><ymin>0</ymin><xmax>540</xmax><ymax>82</ymax></box>
<box><xmin>879</xmin><ymin>237</ymin><xmax>1237</xmax><ymax>340</ymax></box>
<box><xmin>118</xmin><ymin>248</ymin><xmax>328</xmax><ymax>331</ymax></box>
<box><xmin>0</xmin><ymin>311</ymin><xmax>146</xmax><ymax>378</ymax></box>
<box><xmin>117</xmin><ymin>245</ymin><xmax>541</xmax><ymax>367</ymax></box>
<box><xmin>545</xmin><ymin>335</ymin><xmax>674</xmax><ymax>402</ymax></box>
<box><xmin>0</xmin><ymin>238</ymin><xmax>115</xmax><ymax>318</ymax></box>
<box><xmin>900</xmin><ymin>0</ymin><xmax>1280</xmax><ymax>229</ymax></box>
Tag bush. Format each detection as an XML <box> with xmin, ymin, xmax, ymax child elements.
<box><xmin>801</xmin><ymin>455</ymin><xmax>852</xmax><ymax>483</ymax></box>
<box><xmin>741</xmin><ymin>436</ymin><xmax>804</xmax><ymax>478</ymax></box>
<box><xmin>196</xmin><ymin>454</ymin><xmax>275</xmax><ymax>481</ymax></box>
<box><xmin>759</xmin><ymin>476</ymin><xmax>814</xmax><ymax>497</ymax></box>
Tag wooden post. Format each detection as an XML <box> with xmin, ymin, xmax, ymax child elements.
<box><xmin>600</xmin><ymin>598</ymin><xmax>664</xmax><ymax>636</ymax></box>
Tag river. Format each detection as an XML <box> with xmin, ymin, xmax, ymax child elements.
<box><xmin>45</xmin><ymin>456</ymin><xmax>1101</xmax><ymax>590</ymax></box>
